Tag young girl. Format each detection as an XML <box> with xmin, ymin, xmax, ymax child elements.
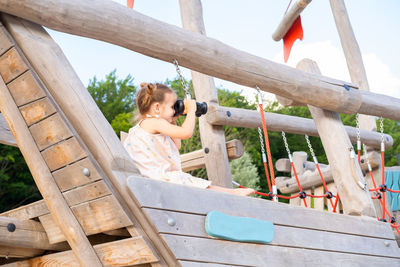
<box><xmin>123</xmin><ymin>82</ymin><xmax>254</xmax><ymax>196</ymax></box>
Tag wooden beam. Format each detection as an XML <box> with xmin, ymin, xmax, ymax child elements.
<box><xmin>0</xmin><ymin>68</ymin><xmax>102</xmax><ymax>266</ymax></box>
<box><xmin>0</xmin><ymin>217</ymin><xmax>68</xmax><ymax>251</ymax></box>
<box><xmin>2</xmin><ymin>15</ymin><xmax>175</xmax><ymax>266</ymax></box>
<box><xmin>297</xmin><ymin>59</ymin><xmax>374</xmax><ymax>216</ymax></box>
<box><xmin>206</xmin><ymin>104</ymin><xmax>393</xmax><ymax>150</ymax></box>
<box><xmin>276</xmin><ymin>151</ymin><xmax>380</xmax><ymax>174</ymax></box>
<box><xmin>272</xmin><ymin>0</ymin><xmax>312</xmax><ymax>41</ymax></box>
<box><xmin>181</xmin><ymin>139</ymin><xmax>243</xmax><ymax>172</ymax></box>
<box><xmin>330</xmin><ymin>0</ymin><xmax>376</xmax><ymax>132</ymax></box>
<box><xmin>179</xmin><ymin>0</ymin><xmax>232</xmax><ymax>187</ymax></box>
<box><xmin>1</xmin><ymin>0</ymin><xmax>400</xmax><ymax>121</ymax></box>
<box><xmin>1</xmin><ymin>237</ymin><xmax>158</xmax><ymax>267</ymax></box>
<box><xmin>0</xmin><ymin>245</ymin><xmax>44</xmax><ymax>258</ymax></box>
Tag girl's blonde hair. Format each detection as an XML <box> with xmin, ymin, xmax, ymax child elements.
<box><xmin>135</xmin><ymin>82</ymin><xmax>174</xmax><ymax>119</ymax></box>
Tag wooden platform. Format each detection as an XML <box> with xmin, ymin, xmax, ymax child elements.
<box><xmin>127</xmin><ymin>176</ymin><xmax>400</xmax><ymax>266</ymax></box>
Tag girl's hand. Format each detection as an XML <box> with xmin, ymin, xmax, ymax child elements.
<box><xmin>183</xmin><ymin>99</ymin><xmax>196</xmax><ymax>114</ymax></box>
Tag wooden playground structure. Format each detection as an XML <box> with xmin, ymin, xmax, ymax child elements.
<box><xmin>0</xmin><ymin>0</ymin><xmax>399</xmax><ymax>266</ymax></box>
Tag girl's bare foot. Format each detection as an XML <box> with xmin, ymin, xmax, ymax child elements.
<box><xmin>233</xmin><ymin>188</ymin><xmax>256</xmax><ymax>196</ymax></box>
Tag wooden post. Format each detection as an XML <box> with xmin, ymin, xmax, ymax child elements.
<box><xmin>178</xmin><ymin>0</ymin><xmax>232</xmax><ymax>187</ymax></box>
<box><xmin>272</xmin><ymin>0</ymin><xmax>312</xmax><ymax>41</ymax></box>
<box><xmin>1</xmin><ymin>0</ymin><xmax>400</xmax><ymax>121</ymax></box>
<box><xmin>0</xmin><ymin>78</ymin><xmax>103</xmax><ymax>266</ymax></box>
<box><xmin>297</xmin><ymin>59</ymin><xmax>375</xmax><ymax>217</ymax></box>
<box><xmin>329</xmin><ymin>0</ymin><xmax>376</xmax><ymax>131</ymax></box>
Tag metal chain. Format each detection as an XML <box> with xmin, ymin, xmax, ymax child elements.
<box><xmin>363</xmin><ymin>144</ymin><xmax>370</xmax><ymax>164</ymax></box>
<box><xmin>356</xmin><ymin>113</ymin><xmax>361</xmax><ymax>143</ymax></box>
<box><xmin>173</xmin><ymin>59</ymin><xmax>191</xmax><ymax>98</ymax></box>
<box><xmin>258</xmin><ymin>127</ymin><xmax>266</xmax><ymax>155</ymax></box>
<box><xmin>379</xmin><ymin>116</ymin><xmax>385</xmax><ymax>152</ymax></box>
<box><xmin>305</xmin><ymin>135</ymin><xmax>315</xmax><ymax>158</ymax></box>
<box><xmin>281</xmin><ymin>131</ymin><xmax>291</xmax><ymax>156</ymax></box>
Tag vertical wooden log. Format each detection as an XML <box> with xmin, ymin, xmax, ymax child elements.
<box><xmin>329</xmin><ymin>0</ymin><xmax>375</xmax><ymax>131</ymax></box>
<box><xmin>290</xmin><ymin>152</ymin><xmax>307</xmax><ymax>206</ymax></box>
<box><xmin>297</xmin><ymin>59</ymin><xmax>375</xmax><ymax>216</ymax></box>
<box><xmin>313</xmin><ymin>185</ymin><xmax>325</xmax><ymax>211</ymax></box>
<box><xmin>178</xmin><ymin>0</ymin><xmax>232</xmax><ymax>187</ymax></box>
<box><xmin>0</xmin><ymin>78</ymin><xmax>102</xmax><ymax>266</ymax></box>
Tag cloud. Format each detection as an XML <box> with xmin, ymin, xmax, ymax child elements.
<box><xmin>272</xmin><ymin>41</ymin><xmax>400</xmax><ymax>99</ymax></box>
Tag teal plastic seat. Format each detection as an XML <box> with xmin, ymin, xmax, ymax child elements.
<box><xmin>386</xmin><ymin>170</ymin><xmax>400</xmax><ymax>212</ymax></box>
<box><xmin>205</xmin><ymin>210</ymin><xmax>274</xmax><ymax>244</ymax></box>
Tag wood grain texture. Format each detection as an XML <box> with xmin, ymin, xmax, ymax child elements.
<box><xmin>127</xmin><ymin>176</ymin><xmax>394</xmax><ymax>239</ymax></box>
<box><xmin>19</xmin><ymin>97</ymin><xmax>56</xmax><ymax>126</ymax></box>
<box><xmin>1</xmin><ymin>237</ymin><xmax>158</xmax><ymax>267</ymax></box>
<box><xmin>0</xmin><ymin>47</ymin><xmax>27</xmax><ymax>83</ymax></box>
<box><xmin>30</xmin><ymin>113</ymin><xmax>73</xmax><ymax>151</ymax></box>
<box><xmin>2</xmin><ymin>0</ymin><xmax>400</xmax><ymax>121</ymax></box>
<box><xmin>0</xmin><ymin>25</ymin><xmax>13</xmax><ymax>55</ymax></box>
<box><xmin>52</xmin><ymin>157</ymin><xmax>102</xmax><ymax>192</ymax></box>
<box><xmin>41</xmin><ymin>137</ymin><xmax>87</xmax><ymax>171</ymax></box>
<box><xmin>7</xmin><ymin>70</ymin><xmax>45</xmax><ymax>107</ymax></box>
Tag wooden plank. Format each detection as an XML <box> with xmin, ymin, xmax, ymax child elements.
<box><xmin>206</xmin><ymin>105</ymin><xmax>393</xmax><ymax>150</ymax></box>
<box><xmin>144</xmin><ymin>208</ymin><xmax>399</xmax><ymax>258</ymax></box>
<box><xmin>127</xmin><ymin>176</ymin><xmax>394</xmax><ymax>239</ymax></box>
<box><xmin>272</xmin><ymin>0</ymin><xmax>312</xmax><ymax>41</ymax></box>
<box><xmin>52</xmin><ymin>157</ymin><xmax>102</xmax><ymax>192</ymax></box>
<box><xmin>297</xmin><ymin>59</ymin><xmax>374</xmax><ymax>216</ymax></box>
<box><xmin>1</xmin><ymin>237</ymin><xmax>158</xmax><ymax>267</ymax></box>
<box><xmin>63</xmin><ymin>180</ymin><xmax>110</xmax><ymax>206</ymax></box>
<box><xmin>163</xmin><ymin>234</ymin><xmax>400</xmax><ymax>266</ymax></box>
<box><xmin>30</xmin><ymin>113</ymin><xmax>73</xmax><ymax>151</ymax></box>
<box><xmin>8</xmin><ymin>70</ymin><xmax>45</xmax><ymax>107</ymax></box>
<box><xmin>7</xmin><ymin>1</ymin><xmax>400</xmax><ymax>122</ymax></box>
<box><xmin>39</xmin><ymin>195</ymin><xmax>131</xmax><ymax>244</ymax></box>
<box><xmin>179</xmin><ymin>0</ymin><xmax>232</xmax><ymax>187</ymax></box>
<box><xmin>0</xmin><ymin>68</ymin><xmax>102</xmax><ymax>266</ymax></box>
<box><xmin>0</xmin><ymin>47</ymin><xmax>28</xmax><ymax>83</ymax></box>
<box><xmin>0</xmin><ymin>217</ymin><xmax>68</xmax><ymax>251</ymax></box>
<box><xmin>41</xmin><ymin>137</ymin><xmax>87</xmax><ymax>171</ymax></box>
<box><xmin>0</xmin><ymin>112</ymin><xmax>16</xmax><ymax>146</ymax></box>
<box><xmin>181</xmin><ymin>139</ymin><xmax>243</xmax><ymax>172</ymax></box>
<box><xmin>0</xmin><ymin>25</ymin><xmax>13</xmax><ymax>55</ymax></box>
<box><xmin>0</xmin><ymin>245</ymin><xmax>44</xmax><ymax>258</ymax></box>
<box><xmin>19</xmin><ymin>97</ymin><xmax>56</xmax><ymax>126</ymax></box>
<box><xmin>0</xmin><ymin>200</ymin><xmax>47</xmax><ymax>220</ymax></box>
<box><xmin>180</xmin><ymin>262</ymin><xmax>237</xmax><ymax>267</ymax></box>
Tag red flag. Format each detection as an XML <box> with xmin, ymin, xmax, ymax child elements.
<box><xmin>127</xmin><ymin>0</ymin><xmax>134</xmax><ymax>8</ymax></box>
<box><xmin>283</xmin><ymin>15</ymin><xmax>303</xmax><ymax>63</ymax></box>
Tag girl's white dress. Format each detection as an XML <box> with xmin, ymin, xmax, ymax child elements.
<box><xmin>123</xmin><ymin>123</ymin><xmax>211</xmax><ymax>189</ymax></box>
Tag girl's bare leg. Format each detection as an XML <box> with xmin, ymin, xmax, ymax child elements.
<box><xmin>208</xmin><ymin>185</ymin><xmax>255</xmax><ymax>196</ymax></box>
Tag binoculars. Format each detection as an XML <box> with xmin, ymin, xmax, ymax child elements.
<box><xmin>173</xmin><ymin>100</ymin><xmax>208</xmax><ymax>117</ymax></box>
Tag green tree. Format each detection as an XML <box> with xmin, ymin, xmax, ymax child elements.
<box><xmin>87</xmin><ymin>70</ymin><xmax>136</xmax><ymax>123</ymax></box>
<box><xmin>230</xmin><ymin>152</ymin><xmax>261</xmax><ymax>192</ymax></box>
<box><xmin>0</xmin><ymin>145</ymin><xmax>39</xmax><ymax>213</ymax></box>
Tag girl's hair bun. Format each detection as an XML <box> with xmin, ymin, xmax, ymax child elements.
<box><xmin>140</xmin><ymin>82</ymin><xmax>156</xmax><ymax>96</ymax></box>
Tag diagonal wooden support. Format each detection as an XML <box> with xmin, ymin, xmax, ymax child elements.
<box><xmin>297</xmin><ymin>58</ymin><xmax>375</xmax><ymax>216</ymax></box>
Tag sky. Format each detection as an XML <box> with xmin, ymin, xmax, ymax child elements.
<box><xmin>46</xmin><ymin>0</ymin><xmax>400</xmax><ymax>103</ymax></box>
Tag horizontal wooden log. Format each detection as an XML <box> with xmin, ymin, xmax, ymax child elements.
<box><xmin>1</xmin><ymin>0</ymin><xmax>400</xmax><ymax>121</ymax></box>
<box><xmin>181</xmin><ymin>139</ymin><xmax>243</xmax><ymax>172</ymax></box>
<box><xmin>0</xmin><ymin>216</ymin><xmax>68</xmax><ymax>251</ymax></box>
<box><xmin>276</xmin><ymin>151</ymin><xmax>381</xmax><ymax>193</ymax></box>
<box><xmin>1</xmin><ymin>237</ymin><xmax>158</xmax><ymax>266</ymax></box>
<box><xmin>206</xmin><ymin>105</ymin><xmax>393</xmax><ymax>149</ymax></box>
<box><xmin>0</xmin><ymin>245</ymin><xmax>44</xmax><ymax>258</ymax></box>
<box><xmin>272</xmin><ymin>0</ymin><xmax>312</xmax><ymax>41</ymax></box>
